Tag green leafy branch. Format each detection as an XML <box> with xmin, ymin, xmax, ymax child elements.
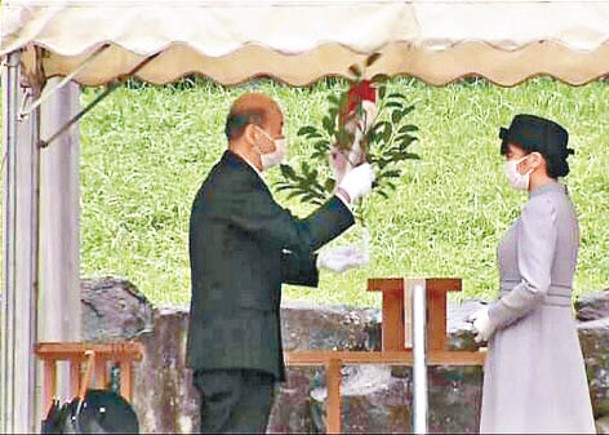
<box><xmin>275</xmin><ymin>161</ymin><xmax>332</xmax><ymax>207</ymax></box>
<box><xmin>275</xmin><ymin>53</ymin><xmax>421</xmax><ymax>223</ymax></box>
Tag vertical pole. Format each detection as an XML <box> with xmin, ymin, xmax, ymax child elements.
<box><xmin>367</xmin><ymin>278</ymin><xmax>406</xmax><ymax>351</ymax></box>
<box><xmin>39</xmin><ymin>78</ymin><xmax>81</xmax><ymax>343</ymax></box>
<box><xmin>120</xmin><ymin>360</ymin><xmax>134</xmax><ymax>401</ymax></box>
<box><xmin>94</xmin><ymin>358</ymin><xmax>107</xmax><ymax>389</ymax></box>
<box><xmin>326</xmin><ymin>359</ymin><xmax>342</xmax><ymax>434</ymax></box>
<box><xmin>38</xmin><ymin>77</ymin><xmax>82</xmax><ymax>420</ymax></box>
<box><xmin>411</xmin><ymin>279</ymin><xmax>428</xmax><ymax>434</ymax></box>
<box><xmin>426</xmin><ymin>278</ymin><xmax>461</xmax><ymax>352</ymax></box>
<box><xmin>42</xmin><ymin>360</ymin><xmax>57</xmax><ymax>415</ymax></box>
<box><xmin>29</xmin><ymin>79</ymin><xmax>42</xmax><ymax>435</ymax></box>
<box><xmin>1</xmin><ymin>49</ymin><xmax>40</xmax><ymax>433</ymax></box>
<box><xmin>403</xmin><ymin>282</ymin><xmax>413</xmax><ymax>349</ymax></box>
<box><xmin>1</xmin><ymin>48</ymin><xmax>21</xmax><ymax>435</ymax></box>
<box><xmin>69</xmin><ymin>360</ymin><xmax>81</xmax><ymax>398</ymax></box>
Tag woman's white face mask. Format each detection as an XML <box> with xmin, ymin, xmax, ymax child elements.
<box><xmin>504</xmin><ymin>155</ymin><xmax>533</xmax><ymax>191</ymax></box>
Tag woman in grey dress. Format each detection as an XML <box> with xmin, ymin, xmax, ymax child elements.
<box><xmin>469</xmin><ymin>114</ymin><xmax>596</xmax><ymax>433</ymax></box>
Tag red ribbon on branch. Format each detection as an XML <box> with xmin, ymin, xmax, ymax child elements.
<box><xmin>343</xmin><ymin>79</ymin><xmax>377</xmax><ymax>119</ymax></box>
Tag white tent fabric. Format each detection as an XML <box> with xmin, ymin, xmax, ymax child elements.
<box><xmin>2</xmin><ymin>1</ymin><xmax>609</xmax><ymax>86</ymax></box>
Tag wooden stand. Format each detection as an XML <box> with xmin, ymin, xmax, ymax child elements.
<box><xmin>35</xmin><ymin>342</ymin><xmax>144</xmax><ymax>416</ymax></box>
<box><xmin>285</xmin><ymin>278</ymin><xmax>486</xmax><ymax>434</ymax></box>
<box><xmin>367</xmin><ymin>277</ymin><xmax>463</xmax><ymax>352</ymax></box>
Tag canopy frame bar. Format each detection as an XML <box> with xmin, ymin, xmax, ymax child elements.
<box><xmin>20</xmin><ymin>44</ymin><xmax>110</xmax><ymax>120</ymax></box>
<box><xmin>39</xmin><ymin>52</ymin><xmax>161</xmax><ymax>148</ymax></box>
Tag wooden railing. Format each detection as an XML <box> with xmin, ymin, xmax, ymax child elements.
<box><xmin>285</xmin><ymin>278</ymin><xmax>487</xmax><ymax>434</ymax></box>
<box><xmin>35</xmin><ymin>342</ymin><xmax>144</xmax><ymax>416</ymax></box>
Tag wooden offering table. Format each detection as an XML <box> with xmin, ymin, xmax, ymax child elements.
<box><xmin>285</xmin><ymin>278</ymin><xmax>486</xmax><ymax>434</ymax></box>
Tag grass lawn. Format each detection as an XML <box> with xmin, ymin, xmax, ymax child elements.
<box><xmin>79</xmin><ymin>77</ymin><xmax>609</xmax><ymax>308</ymax></box>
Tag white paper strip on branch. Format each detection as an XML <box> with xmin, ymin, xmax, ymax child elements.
<box><xmin>2</xmin><ymin>0</ymin><xmax>609</xmax><ymax>86</ymax></box>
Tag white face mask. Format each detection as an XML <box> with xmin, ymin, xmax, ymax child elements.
<box><xmin>504</xmin><ymin>155</ymin><xmax>532</xmax><ymax>191</ymax></box>
<box><xmin>255</xmin><ymin>127</ymin><xmax>287</xmax><ymax>170</ymax></box>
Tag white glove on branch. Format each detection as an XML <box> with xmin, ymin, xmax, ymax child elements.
<box><xmin>337</xmin><ymin>163</ymin><xmax>375</xmax><ymax>204</ymax></box>
<box><xmin>329</xmin><ymin>146</ymin><xmax>350</xmax><ymax>185</ymax></box>
<box><xmin>317</xmin><ymin>246</ymin><xmax>368</xmax><ymax>273</ymax></box>
<box><xmin>468</xmin><ymin>307</ymin><xmax>495</xmax><ymax>343</ymax></box>
<box><xmin>329</xmin><ymin>140</ymin><xmax>365</xmax><ymax>186</ymax></box>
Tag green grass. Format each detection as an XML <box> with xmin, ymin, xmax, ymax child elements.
<box><xmin>75</xmin><ymin>77</ymin><xmax>609</xmax><ymax>308</ymax></box>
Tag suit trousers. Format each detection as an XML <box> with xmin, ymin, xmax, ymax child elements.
<box><xmin>193</xmin><ymin>369</ymin><xmax>276</xmax><ymax>434</ymax></box>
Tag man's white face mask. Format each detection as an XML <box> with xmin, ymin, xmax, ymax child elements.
<box><xmin>504</xmin><ymin>155</ymin><xmax>533</xmax><ymax>191</ymax></box>
<box><xmin>255</xmin><ymin>126</ymin><xmax>287</xmax><ymax>171</ymax></box>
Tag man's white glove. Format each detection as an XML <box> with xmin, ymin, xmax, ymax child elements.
<box><xmin>329</xmin><ymin>147</ymin><xmax>350</xmax><ymax>186</ymax></box>
<box><xmin>329</xmin><ymin>141</ymin><xmax>365</xmax><ymax>186</ymax></box>
<box><xmin>317</xmin><ymin>246</ymin><xmax>368</xmax><ymax>273</ymax></box>
<box><xmin>467</xmin><ymin>307</ymin><xmax>495</xmax><ymax>343</ymax></box>
<box><xmin>337</xmin><ymin>163</ymin><xmax>375</xmax><ymax>204</ymax></box>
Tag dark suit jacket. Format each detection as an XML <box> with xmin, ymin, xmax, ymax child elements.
<box><xmin>186</xmin><ymin>150</ymin><xmax>355</xmax><ymax>381</ymax></box>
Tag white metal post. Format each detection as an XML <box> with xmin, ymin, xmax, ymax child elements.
<box><xmin>411</xmin><ymin>279</ymin><xmax>428</xmax><ymax>434</ymax></box>
<box><xmin>1</xmin><ymin>49</ymin><xmax>41</xmax><ymax>434</ymax></box>
<box><xmin>1</xmin><ymin>48</ymin><xmax>20</xmax><ymax>435</ymax></box>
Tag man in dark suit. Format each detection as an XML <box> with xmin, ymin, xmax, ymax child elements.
<box><xmin>187</xmin><ymin>93</ymin><xmax>375</xmax><ymax>433</ymax></box>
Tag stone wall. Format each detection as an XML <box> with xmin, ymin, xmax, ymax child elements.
<box><xmin>80</xmin><ymin>278</ymin><xmax>609</xmax><ymax>433</ymax></box>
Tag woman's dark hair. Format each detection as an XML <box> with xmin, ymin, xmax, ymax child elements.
<box><xmin>501</xmin><ymin>140</ymin><xmax>573</xmax><ymax>179</ymax></box>
<box><xmin>499</xmin><ymin>114</ymin><xmax>574</xmax><ymax>179</ymax></box>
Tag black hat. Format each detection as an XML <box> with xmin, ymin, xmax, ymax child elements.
<box><xmin>499</xmin><ymin>114</ymin><xmax>574</xmax><ymax>157</ymax></box>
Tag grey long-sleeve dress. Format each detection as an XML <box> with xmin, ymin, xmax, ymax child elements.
<box><xmin>480</xmin><ymin>183</ymin><xmax>596</xmax><ymax>433</ymax></box>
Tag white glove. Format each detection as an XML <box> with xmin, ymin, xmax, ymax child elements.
<box><xmin>361</xmin><ymin>100</ymin><xmax>378</xmax><ymax>131</ymax></box>
<box><xmin>329</xmin><ymin>146</ymin><xmax>350</xmax><ymax>185</ymax></box>
<box><xmin>468</xmin><ymin>307</ymin><xmax>495</xmax><ymax>343</ymax></box>
<box><xmin>317</xmin><ymin>246</ymin><xmax>368</xmax><ymax>273</ymax></box>
<box><xmin>337</xmin><ymin>163</ymin><xmax>375</xmax><ymax>203</ymax></box>
<box><xmin>329</xmin><ymin>139</ymin><xmax>365</xmax><ymax>186</ymax></box>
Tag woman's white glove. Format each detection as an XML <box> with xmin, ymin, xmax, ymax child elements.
<box><xmin>337</xmin><ymin>163</ymin><xmax>375</xmax><ymax>204</ymax></box>
<box><xmin>468</xmin><ymin>307</ymin><xmax>495</xmax><ymax>343</ymax></box>
<box><xmin>317</xmin><ymin>246</ymin><xmax>368</xmax><ymax>273</ymax></box>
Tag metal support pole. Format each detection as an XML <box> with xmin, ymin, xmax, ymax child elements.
<box><xmin>28</xmin><ymin>87</ymin><xmax>42</xmax><ymax>435</ymax></box>
<box><xmin>1</xmin><ymin>48</ymin><xmax>21</xmax><ymax>435</ymax></box>
<box><xmin>412</xmin><ymin>280</ymin><xmax>428</xmax><ymax>434</ymax></box>
<box><xmin>1</xmin><ymin>49</ymin><xmax>41</xmax><ymax>433</ymax></box>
